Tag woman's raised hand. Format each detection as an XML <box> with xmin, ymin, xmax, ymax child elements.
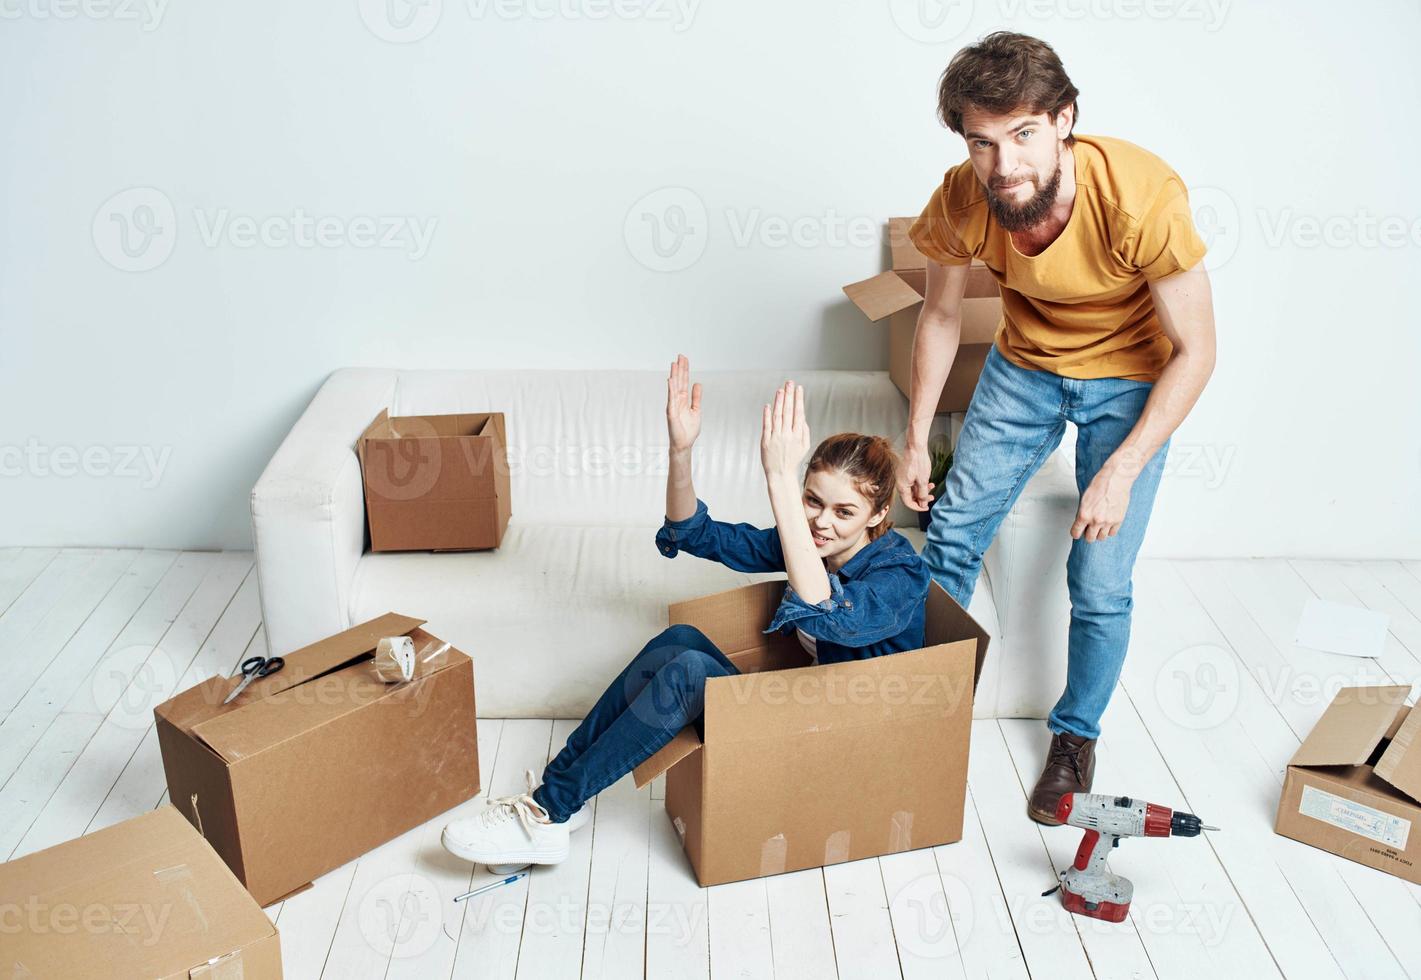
<box><xmin>760</xmin><ymin>380</ymin><xmax>812</xmax><ymax>479</ymax></box>
<box><xmin>666</xmin><ymin>354</ymin><xmax>703</xmax><ymax>453</ymax></box>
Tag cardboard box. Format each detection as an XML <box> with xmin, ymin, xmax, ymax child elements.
<box><xmin>0</xmin><ymin>805</ymin><xmax>281</xmax><ymax>979</ymax></box>
<box><xmin>842</xmin><ymin>217</ymin><xmax>1002</xmax><ymax>414</ymax></box>
<box><xmin>155</xmin><ymin>614</ymin><xmax>480</xmax><ymax>906</ymax></box>
<box><xmin>1275</xmin><ymin>685</ymin><xmax>1421</xmax><ymax>884</ymax></box>
<box><xmin>357</xmin><ymin>409</ymin><xmax>512</xmax><ymax>552</ymax></box>
<box><xmin>632</xmin><ymin>579</ymin><xmax>987</xmax><ymax>886</ymax></box>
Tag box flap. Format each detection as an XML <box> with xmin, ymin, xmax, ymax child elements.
<box><xmin>887</xmin><ymin>217</ymin><xmax>926</xmax><ymax>270</ymax></box>
<box><xmin>843</xmin><ymin>271</ymin><xmax>923</xmax><ymax>321</ymax></box>
<box><xmin>633</xmin><ymin>723</ymin><xmax>702</xmax><ymax>788</ymax></box>
<box><xmin>1375</xmin><ymin>704</ymin><xmax>1421</xmax><ymax>803</ymax></box>
<box><xmin>233</xmin><ymin>612</ymin><xmax>425</xmax><ymax>702</ymax></box>
<box><xmin>1289</xmin><ymin>685</ymin><xmax>1411</xmax><ymax>768</ymax></box>
<box><xmin>358</xmin><ymin>408</ymin><xmax>393</xmax><ymax>444</ymax></box>
<box><xmin>669</xmin><ymin>580</ymin><xmax>787</xmax><ymax>658</ymax></box>
<box><xmin>155</xmin><ymin>612</ymin><xmax>427</xmax><ymax>738</ymax></box>
<box><xmin>188</xmin><ymin>630</ymin><xmax>465</xmax><ymax>764</ymax></box>
<box><xmin>0</xmin><ymin>806</ymin><xmax>276</xmax><ymax>979</ymax></box>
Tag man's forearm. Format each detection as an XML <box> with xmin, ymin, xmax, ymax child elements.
<box><xmin>1106</xmin><ymin>349</ymin><xmax>1214</xmax><ymax>479</ymax></box>
<box><xmin>906</xmin><ymin>312</ymin><xmax>961</xmax><ymax>446</ymax></box>
<box><xmin>666</xmin><ymin>447</ymin><xmax>697</xmax><ymax>521</ymax></box>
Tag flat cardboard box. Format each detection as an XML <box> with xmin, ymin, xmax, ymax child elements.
<box><xmin>1274</xmin><ymin>685</ymin><xmax>1421</xmax><ymax>884</ymax></box>
<box><xmin>0</xmin><ymin>805</ymin><xmax>281</xmax><ymax>979</ymax></box>
<box><xmin>155</xmin><ymin>614</ymin><xmax>480</xmax><ymax>906</ymax></box>
<box><xmin>632</xmin><ymin>578</ymin><xmax>988</xmax><ymax>886</ymax></box>
<box><xmin>842</xmin><ymin>217</ymin><xmax>1002</xmax><ymax>414</ymax></box>
<box><xmin>358</xmin><ymin>409</ymin><xmax>513</xmax><ymax>552</ymax></box>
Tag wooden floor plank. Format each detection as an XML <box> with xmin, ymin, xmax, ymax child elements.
<box><xmin>7</xmin><ymin>553</ymin><xmax>251</xmax><ymax>858</ymax></box>
<box><xmin>968</xmin><ymin>720</ymin><xmax>1096</xmax><ymax>978</ymax></box>
<box><xmin>516</xmin><ymin>719</ymin><xmax>599</xmax><ymax>980</ymax></box>
<box><xmin>930</xmin><ymin>788</ymin><xmax>1030</xmax><ymax>979</ymax></box>
<box><xmin>879</xmin><ymin>846</ymin><xmax>967</xmax><ymax>980</ymax></box>
<box><xmin>708</xmin><ymin>876</ymin><xmax>774</xmax><ymax>980</ymax></box>
<box><xmin>1129</xmin><ymin>560</ymin><xmax>1371</xmax><ymax>979</ymax></box>
<box><xmin>0</xmin><ymin>550</ymin><xmax>177</xmax><ymax>784</ymax></box>
<box><xmin>645</xmin><ymin>789</ymin><xmax>710</xmax><ymax>980</ymax></box>
<box><xmin>580</xmin><ymin>755</ymin><xmax>654</xmax><ymax>980</ymax></box>
<box><xmin>448</xmin><ymin>719</ymin><xmax>555</xmax><ymax>980</ymax></box>
<box><xmin>0</xmin><ymin>547</ymin><xmax>59</xmax><ymax>619</ymax></box>
<box><xmin>0</xmin><ymin>551</ymin><xmax>214</xmax><ymax>859</ymax></box>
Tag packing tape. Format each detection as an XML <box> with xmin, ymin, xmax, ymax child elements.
<box><xmin>373</xmin><ymin>636</ymin><xmax>416</xmax><ymax>683</ymax></box>
<box><xmin>823</xmin><ymin>830</ymin><xmax>851</xmax><ymax>865</ymax></box>
<box><xmin>759</xmin><ymin>833</ymin><xmax>788</xmax><ymax>876</ymax></box>
<box><xmin>190</xmin><ymin>793</ymin><xmax>204</xmax><ymax>838</ymax></box>
<box><xmin>11</xmin><ymin>961</ymin><xmax>35</xmax><ymax>979</ymax></box>
<box><xmin>888</xmin><ymin>810</ymin><xmax>914</xmax><ymax>852</ymax></box>
<box><xmin>190</xmin><ymin>949</ymin><xmax>245</xmax><ymax>979</ymax></box>
<box><xmin>672</xmin><ymin>816</ymin><xmax>687</xmax><ymax>842</ymax></box>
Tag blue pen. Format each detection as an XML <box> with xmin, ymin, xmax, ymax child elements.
<box><xmin>453</xmin><ymin>871</ymin><xmax>528</xmax><ymax>903</ymax></box>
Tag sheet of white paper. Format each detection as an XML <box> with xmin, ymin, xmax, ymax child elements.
<box><xmin>1294</xmin><ymin>597</ymin><xmax>1389</xmax><ymax>659</ymax></box>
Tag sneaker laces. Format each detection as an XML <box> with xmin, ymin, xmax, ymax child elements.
<box><xmin>479</xmin><ymin>769</ymin><xmax>551</xmax><ymax>840</ymax></box>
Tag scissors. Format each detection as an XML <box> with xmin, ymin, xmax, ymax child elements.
<box><xmin>222</xmin><ymin>655</ymin><xmax>286</xmax><ymax>705</ymax></box>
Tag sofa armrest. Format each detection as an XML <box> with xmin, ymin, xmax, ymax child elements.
<box><xmin>250</xmin><ymin>368</ymin><xmax>397</xmax><ymax>658</ymax></box>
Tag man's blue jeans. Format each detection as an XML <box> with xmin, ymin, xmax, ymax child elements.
<box><xmin>922</xmin><ymin>344</ymin><xmax>1170</xmax><ymax>740</ymax></box>
<box><xmin>531</xmin><ymin>624</ymin><xmax>738</xmax><ymax>822</ymax></box>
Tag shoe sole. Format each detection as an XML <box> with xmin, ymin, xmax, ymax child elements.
<box><xmin>441</xmin><ymin>828</ymin><xmax>570</xmax><ymax>867</ymax></box>
<box><xmin>1027</xmin><ymin>806</ymin><xmax>1063</xmax><ymax>826</ymax></box>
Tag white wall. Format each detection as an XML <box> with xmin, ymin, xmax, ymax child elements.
<box><xmin>2</xmin><ymin>0</ymin><xmax>1418</xmax><ymax>557</ymax></box>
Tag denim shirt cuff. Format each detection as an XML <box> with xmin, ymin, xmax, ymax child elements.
<box><xmin>656</xmin><ymin>498</ymin><xmax>709</xmax><ymax>558</ymax></box>
<box><xmin>761</xmin><ymin>575</ymin><xmax>848</xmax><ymax>635</ymax></box>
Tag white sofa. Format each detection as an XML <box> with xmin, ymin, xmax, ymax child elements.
<box><xmin>250</xmin><ymin>368</ymin><xmax>1076</xmax><ymax>719</ymax></box>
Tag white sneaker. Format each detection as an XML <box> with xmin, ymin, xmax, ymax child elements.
<box><xmin>442</xmin><ymin>769</ymin><xmax>570</xmax><ymax>867</ymax></box>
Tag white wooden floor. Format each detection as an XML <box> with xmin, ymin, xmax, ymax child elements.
<box><xmin>2</xmin><ymin>547</ymin><xmax>1420</xmax><ymax>979</ymax></box>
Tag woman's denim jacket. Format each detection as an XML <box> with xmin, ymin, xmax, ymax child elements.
<box><xmin>654</xmin><ymin>497</ymin><xmax>932</xmax><ymax>664</ymax></box>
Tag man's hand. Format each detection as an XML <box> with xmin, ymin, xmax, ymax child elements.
<box><xmin>1071</xmin><ymin>462</ymin><xmax>1134</xmax><ymax>542</ymax></box>
<box><xmin>898</xmin><ymin>442</ymin><xmax>935</xmax><ymax>512</ymax></box>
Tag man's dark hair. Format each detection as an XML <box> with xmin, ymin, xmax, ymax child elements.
<box><xmin>937</xmin><ymin>32</ymin><xmax>1079</xmax><ymax>146</ymax></box>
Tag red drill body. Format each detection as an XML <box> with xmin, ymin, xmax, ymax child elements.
<box><xmin>1052</xmin><ymin>793</ymin><xmax>1216</xmax><ymax>922</ymax></box>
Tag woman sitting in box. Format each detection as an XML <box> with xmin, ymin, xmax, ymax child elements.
<box><xmin>441</xmin><ymin>355</ymin><xmax>933</xmax><ymax>870</ymax></box>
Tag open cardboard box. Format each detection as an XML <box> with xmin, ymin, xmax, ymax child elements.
<box><xmin>357</xmin><ymin>409</ymin><xmax>513</xmax><ymax>552</ymax></box>
<box><xmin>842</xmin><ymin>217</ymin><xmax>1001</xmax><ymax>414</ymax></box>
<box><xmin>155</xmin><ymin>614</ymin><xmax>480</xmax><ymax>906</ymax></box>
<box><xmin>632</xmin><ymin>578</ymin><xmax>987</xmax><ymax>886</ymax></box>
<box><xmin>1275</xmin><ymin>685</ymin><xmax>1421</xmax><ymax>883</ymax></box>
<box><xmin>0</xmin><ymin>805</ymin><xmax>281</xmax><ymax>978</ymax></box>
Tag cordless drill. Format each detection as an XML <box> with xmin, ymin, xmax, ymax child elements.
<box><xmin>1048</xmin><ymin>793</ymin><xmax>1219</xmax><ymax>922</ymax></box>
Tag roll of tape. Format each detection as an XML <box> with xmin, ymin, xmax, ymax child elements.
<box><xmin>374</xmin><ymin>635</ymin><xmax>416</xmax><ymax>683</ymax></box>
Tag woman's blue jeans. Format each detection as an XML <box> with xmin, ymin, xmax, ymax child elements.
<box><xmin>921</xmin><ymin>344</ymin><xmax>1171</xmax><ymax>741</ymax></box>
<box><xmin>531</xmin><ymin>624</ymin><xmax>739</xmax><ymax>823</ymax></box>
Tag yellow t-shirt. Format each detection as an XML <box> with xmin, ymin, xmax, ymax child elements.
<box><xmin>908</xmin><ymin>134</ymin><xmax>1206</xmax><ymax>382</ymax></box>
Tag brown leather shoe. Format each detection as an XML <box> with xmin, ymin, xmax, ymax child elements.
<box><xmin>1028</xmin><ymin>731</ymin><xmax>1097</xmax><ymax>825</ymax></box>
